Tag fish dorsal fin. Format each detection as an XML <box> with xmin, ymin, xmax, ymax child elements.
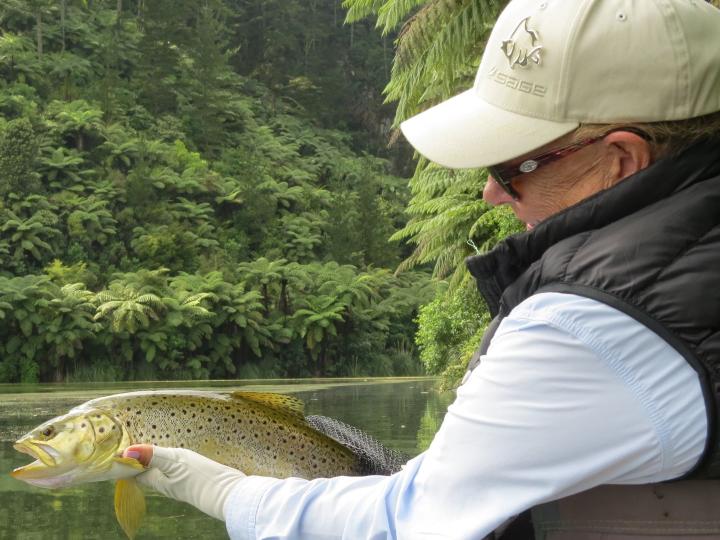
<box><xmin>229</xmin><ymin>391</ymin><xmax>305</xmax><ymax>419</ymax></box>
<box><xmin>114</xmin><ymin>478</ymin><xmax>146</xmax><ymax>540</ymax></box>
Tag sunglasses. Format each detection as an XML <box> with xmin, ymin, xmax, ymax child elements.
<box><xmin>486</xmin><ymin>128</ymin><xmax>649</xmax><ymax>200</ymax></box>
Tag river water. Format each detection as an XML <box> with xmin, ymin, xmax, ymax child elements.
<box><xmin>0</xmin><ymin>377</ymin><xmax>453</xmax><ymax>539</ymax></box>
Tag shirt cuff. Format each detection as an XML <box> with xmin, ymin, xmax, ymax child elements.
<box><xmin>225</xmin><ymin>476</ymin><xmax>283</xmax><ymax>540</ymax></box>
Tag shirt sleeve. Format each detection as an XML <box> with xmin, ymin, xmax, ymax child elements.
<box><xmin>224</xmin><ymin>292</ymin><xmax>707</xmax><ymax>540</ymax></box>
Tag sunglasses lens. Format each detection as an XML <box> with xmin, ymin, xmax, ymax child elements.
<box><xmin>487</xmin><ymin>167</ymin><xmax>516</xmax><ymax>198</ymax></box>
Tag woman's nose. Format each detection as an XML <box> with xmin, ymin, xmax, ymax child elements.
<box><xmin>483</xmin><ymin>175</ymin><xmax>517</xmax><ymax>206</ymax></box>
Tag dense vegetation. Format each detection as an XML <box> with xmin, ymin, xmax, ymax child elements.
<box><xmin>344</xmin><ymin>0</ymin><xmax>523</xmax><ymax>388</ymax></box>
<box><xmin>0</xmin><ymin>0</ymin><xmax>436</xmax><ymax>382</ymax></box>
<box><xmin>10</xmin><ymin>0</ymin><xmax>680</xmax><ymax>386</ymax></box>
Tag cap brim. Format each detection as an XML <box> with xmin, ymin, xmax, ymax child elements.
<box><xmin>400</xmin><ymin>89</ymin><xmax>579</xmax><ymax>169</ymax></box>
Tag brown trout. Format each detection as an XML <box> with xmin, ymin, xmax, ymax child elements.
<box><xmin>11</xmin><ymin>390</ymin><xmax>362</xmax><ymax>538</ymax></box>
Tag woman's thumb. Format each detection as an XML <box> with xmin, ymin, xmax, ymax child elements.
<box><xmin>123</xmin><ymin>444</ymin><xmax>155</xmax><ymax>467</ymax></box>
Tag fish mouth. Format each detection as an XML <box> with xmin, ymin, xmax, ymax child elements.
<box><xmin>10</xmin><ymin>441</ymin><xmax>62</xmax><ymax>481</ymax></box>
<box><xmin>14</xmin><ymin>441</ymin><xmax>60</xmax><ymax>466</ymax></box>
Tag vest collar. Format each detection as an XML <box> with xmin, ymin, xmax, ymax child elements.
<box><xmin>466</xmin><ymin>139</ymin><xmax>720</xmax><ymax>317</ymax></box>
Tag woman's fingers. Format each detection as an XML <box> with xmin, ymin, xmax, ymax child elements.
<box><xmin>123</xmin><ymin>444</ymin><xmax>154</xmax><ymax>467</ymax></box>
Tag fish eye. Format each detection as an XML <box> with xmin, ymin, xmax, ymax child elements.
<box><xmin>42</xmin><ymin>426</ymin><xmax>55</xmax><ymax>438</ymax></box>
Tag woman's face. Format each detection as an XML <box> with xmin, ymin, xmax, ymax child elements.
<box><xmin>482</xmin><ymin>131</ymin><xmax>646</xmax><ymax>229</ymax></box>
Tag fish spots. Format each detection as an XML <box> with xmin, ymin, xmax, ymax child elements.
<box><xmin>170</xmin><ymin>412</ymin><xmax>175</xmax><ymax>417</ymax></box>
<box><xmin>151</xmin><ymin>401</ymin><xmax>158</xmax><ymax>406</ymax></box>
<box><xmin>151</xmin><ymin>424</ymin><xmax>157</xmax><ymax>430</ymax></box>
<box><xmin>99</xmin><ymin>427</ymin><xmax>105</xmax><ymax>434</ymax></box>
<box><xmin>187</xmin><ymin>428</ymin><xmax>192</xmax><ymax>433</ymax></box>
<box><xmin>135</xmin><ymin>411</ymin><xmax>142</xmax><ymax>415</ymax></box>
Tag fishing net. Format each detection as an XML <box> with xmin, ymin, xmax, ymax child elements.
<box><xmin>305</xmin><ymin>415</ymin><xmax>408</xmax><ymax>475</ymax></box>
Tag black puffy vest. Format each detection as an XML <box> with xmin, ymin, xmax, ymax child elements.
<box><xmin>465</xmin><ymin>140</ymin><xmax>720</xmax><ymax>478</ymax></box>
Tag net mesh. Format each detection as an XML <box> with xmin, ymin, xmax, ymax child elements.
<box><xmin>306</xmin><ymin>414</ymin><xmax>408</xmax><ymax>475</ymax></box>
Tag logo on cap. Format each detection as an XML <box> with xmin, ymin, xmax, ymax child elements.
<box><xmin>501</xmin><ymin>17</ymin><xmax>542</xmax><ymax>70</ymax></box>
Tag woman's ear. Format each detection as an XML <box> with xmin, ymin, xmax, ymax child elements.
<box><xmin>602</xmin><ymin>130</ymin><xmax>652</xmax><ymax>185</ymax></box>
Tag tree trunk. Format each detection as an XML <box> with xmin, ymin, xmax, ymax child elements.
<box><xmin>117</xmin><ymin>0</ymin><xmax>122</xmax><ymax>18</ymax></box>
<box><xmin>261</xmin><ymin>283</ymin><xmax>269</xmax><ymax>314</ymax></box>
<box><xmin>61</xmin><ymin>0</ymin><xmax>66</xmax><ymax>53</ymax></box>
<box><xmin>278</xmin><ymin>278</ymin><xmax>290</xmax><ymax>315</ymax></box>
<box><xmin>36</xmin><ymin>9</ymin><xmax>43</xmax><ymax>58</ymax></box>
<box><xmin>317</xmin><ymin>343</ymin><xmax>326</xmax><ymax>376</ymax></box>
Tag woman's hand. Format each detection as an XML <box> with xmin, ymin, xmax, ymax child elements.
<box><xmin>124</xmin><ymin>444</ymin><xmax>247</xmax><ymax>521</ymax></box>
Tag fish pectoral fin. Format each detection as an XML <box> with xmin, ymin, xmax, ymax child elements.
<box><xmin>114</xmin><ymin>456</ymin><xmax>146</xmax><ymax>472</ymax></box>
<box><xmin>114</xmin><ymin>478</ymin><xmax>146</xmax><ymax>540</ymax></box>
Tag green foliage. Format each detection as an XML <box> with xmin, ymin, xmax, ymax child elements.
<box><xmin>344</xmin><ymin>1</ymin><xmax>514</xmax><ymax>285</ymax></box>
<box><xmin>415</xmin><ymin>278</ymin><xmax>489</xmax><ymax>389</ymax></box>
<box><xmin>0</xmin><ymin>0</ymin><xmax>465</xmax><ymax>383</ymax></box>
<box><xmin>0</xmin><ymin>117</ymin><xmax>40</xmax><ymax>196</ymax></box>
<box><xmin>343</xmin><ymin>1</ymin><xmax>524</xmax><ymax>389</ymax></box>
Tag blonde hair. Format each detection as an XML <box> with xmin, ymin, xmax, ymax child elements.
<box><xmin>572</xmin><ymin>109</ymin><xmax>720</xmax><ymax>161</ymax></box>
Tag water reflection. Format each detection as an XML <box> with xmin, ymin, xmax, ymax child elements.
<box><xmin>1</xmin><ymin>378</ymin><xmax>453</xmax><ymax>539</ymax></box>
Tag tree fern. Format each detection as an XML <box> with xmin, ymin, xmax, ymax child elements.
<box><xmin>344</xmin><ymin>0</ymin><xmax>512</xmax><ymax>285</ymax></box>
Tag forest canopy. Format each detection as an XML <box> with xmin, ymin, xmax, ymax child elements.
<box><xmin>0</xmin><ymin>0</ymin><xmax>439</xmax><ymax>383</ymax></box>
<box><xmin>0</xmin><ymin>0</ymin><xmax>551</xmax><ymax>386</ymax></box>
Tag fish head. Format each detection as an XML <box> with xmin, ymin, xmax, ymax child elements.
<box><xmin>11</xmin><ymin>408</ymin><xmax>130</xmax><ymax>488</ymax></box>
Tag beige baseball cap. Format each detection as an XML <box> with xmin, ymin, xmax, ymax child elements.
<box><xmin>400</xmin><ymin>0</ymin><xmax>720</xmax><ymax>169</ymax></box>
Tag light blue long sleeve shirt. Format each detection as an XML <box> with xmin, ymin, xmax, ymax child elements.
<box><xmin>224</xmin><ymin>292</ymin><xmax>707</xmax><ymax>539</ymax></box>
